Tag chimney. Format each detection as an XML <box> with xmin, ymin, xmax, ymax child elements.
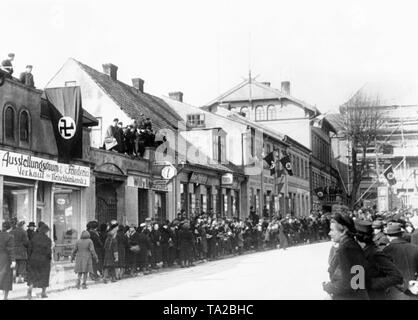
<box><xmin>281</xmin><ymin>81</ymin><xmax>290</xmax><ymax>95</ymax></box>
<box><xmin>261</xmin><ymin>82</ymin><xmax>271</xmax><ymax>87</ymax></box>
<box><xmin>132</xmin><ymin>78</ymin><xmax>145</xmax><ymax>93</ymax></box>
<box><xmin>169</xmin><ymin>91</ymin><xmax>183</xmax><ymax>102</ymax></box>
<box><xmin>102</xmin><ymin>63</ymin><xmax>118</xmax><ymax>81</ymax></box>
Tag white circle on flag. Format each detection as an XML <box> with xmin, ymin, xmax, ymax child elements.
<box><xmin>58</xmin><ymin>116</ymin><xmax>76</xmax><ymax>139</ymax></box>
<box><xmin>387</xmin><ymin>173</ymin><xmax>394</xmax><ymax>180</ymax></box>
<box><xmin>286</xmin><ymin>163</ymin><xmax>292</xmax><ymax>170</ymax></box>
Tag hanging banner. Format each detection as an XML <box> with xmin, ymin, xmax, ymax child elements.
<box><xmin>0</xmin><ymin>150</ymin><xmax>90</xmax><ymax>187</ymax></box>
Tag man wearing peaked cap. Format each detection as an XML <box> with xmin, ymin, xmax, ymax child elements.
<box><xmin>383</xmin><ymin>222</ymin><xmax>418</xmax><ymax>300</ymax></box>
<box><xmin>372</xmin><ymin>220</ymin><xmax>389</xmax><ymax>250</ymax></box>
<box><xmin>353</xmin><ymin>220</ymin><xmax>403</xmax><ymax>300</ymax></box>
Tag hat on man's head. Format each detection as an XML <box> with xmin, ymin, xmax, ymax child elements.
<box><xmin>385</xmin><ymin>222</ymin><xmax>403</xmax><ymax>236</ymax></box>
<box><xmin>355</xmin><ymin>220</ymin><xmax>373</xmax><ymax>234</ymax></box>
<box><xmin>17</xmin><ymin>220</ymin><xmax>26</xmax><ymax>228</ymax></box>
<box><xmin>109</xmin><ymin>220</ymin><xmax>119</xmax><ymax>231</ymax></box>
<box><xmin>372</xmin><ymin>220</ymin><xmax>385</xmax><ymax>230</ymax></box>
<box><xmin>26</xmin><ymin>65</ymin><xmax>33</xmax><ymax>69</ymax></box>
<box><xmin>113</xmin><ymin>118</ymin><xmax>119</xmax><ymax>122</ymax></box>
<box><xmin>8</xmin><ymin>53</ymin><xmax>15</xmax><ymax>58</ymax></box>
<box><xmin>332</xmin><ymin>212</ymin><xmax>356</xmax><ymax>234</ymax></box>
<box><xmin>2</xmin><ymin>221</ymin><xmax>12</xmax><ymax>231</ymax></box>
<box><xmin>28</xmin><ymin>222</ymin><xmax>36</xmax><ymax>228</ymax></box>
<box><xmin>139</xmin><ymin>223</ymin><xmax>146</xmax><ymax>228</ymax></box>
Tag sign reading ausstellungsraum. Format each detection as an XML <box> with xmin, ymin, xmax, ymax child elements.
<box><xmin>0</xmin><ymin>150</ymin><xmax>90</xmax><ymax>187</ymax></box>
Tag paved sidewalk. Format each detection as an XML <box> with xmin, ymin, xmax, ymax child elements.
<box><xmin>8</xmin><ymin>240</ymin><xmax>329</xmax><ymax>300</ymax></box>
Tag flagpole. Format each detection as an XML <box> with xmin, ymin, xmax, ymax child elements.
<box><xmin>354</xmin><ymin>158</ymin><xmax>405</xmax><ymax>206</ymax></box>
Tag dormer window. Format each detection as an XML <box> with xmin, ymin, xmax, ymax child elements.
<box><xmin>187</xmin><ymin>114</ymin><xmax>205</xmax><ymax>127</ymax></box>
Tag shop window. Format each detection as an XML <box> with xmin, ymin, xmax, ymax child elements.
<box><xmin>154</xmin><ymin>192</ymin><xmax>166</xmax><ymax>224</ymax></box>
<box><xmin>53</xmin><ymin>188</ymin><xmax>80</xmax><ymax>261</ymax></box>
<box><xmin>4</xmin><ymin>105</ymin><xmax>15</xmax><ymax>140</ymax></box>
<box><xmin>19</xmin><ymin>110</ymin><xmax>30</xmax><ymax>143</ymax></box>
<box><xmin>3</xmin><ymin>184</ymin><xmax>32</xmax><ymax>223</ymax></box>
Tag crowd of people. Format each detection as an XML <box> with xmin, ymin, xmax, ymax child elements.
<box><xmin>103</xmin><ymin>116</ymin><xmax>164</xmax><ymax>158</ymax></box>
<box><xmin>323</xmin><ymin>206</ymin><xmax>418</xmax><ymax>300</ymax></box>
<box><xmin>0</xmin><ymin>208</ymin><xmax>332</xmax><ymax>299</ymax></box>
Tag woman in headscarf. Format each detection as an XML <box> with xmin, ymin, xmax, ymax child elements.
<box><xmin>27</xmin><ymin>222</ymin><xmax>52</xmax><ymax>299</ymax></box>
<box><xmin>0</xmin><ymin>221</ymin><xmax>15</xmax><ymax>300</ymax></box>
<box><xmin>322</xmin><ymin>213</ymin><xmax>369</xmax><ymax>300</ymax></box>
<box><xmin>71</xmin><ymin>230</ymin><xmax>98</xmax><ymax>289</ymax></box>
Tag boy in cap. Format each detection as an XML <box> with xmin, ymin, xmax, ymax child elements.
<box><xmin>1</xmin><ymin>53</ymin><xmax>14</xmax><ymax>76</ymax></box>
<box><xmin>372</xmin><ymin>219</ymin><xmax>389</xmax><ymax>250</ymax></box>
<box><xmin>19</xmin><ymin>65</ymin><xmax>35</xmax><ymax>87</ymax></box>
<box><xmin>383</xmin><ymin>222</ymin><xmax>418</xmax><ymax>300</ymax></box>
<box><xmin>354</xmin><ymin>220</ymin><xmax>403</xmax><ymax>300</ymax></box>
<box><xmin>103</xmin><ymin>221</ymin><xmax>119</xmax><ymax>283</ymax></box>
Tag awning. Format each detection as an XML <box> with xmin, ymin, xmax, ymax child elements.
<box><xmin>82</xmin><ymin>109</ymin><xmax>99</xmax><ymax>127</ymax></box>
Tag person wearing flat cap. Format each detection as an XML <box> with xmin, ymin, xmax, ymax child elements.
<box><xmin>372</xmin><ymin>220</ymin><xmax>389</xmax><ymax>250</ymax></box>
<box><xmin>322</xmin><ymin>213</ymin><xmax>369</xmax><ymax>300</ymax></box>
<box><xmin>383</xmin><ymin>222</ymin><xmax>418</xmax><ymax>300</ymax></box>
<box><xmin>19</xmin><ymin>65</ymin><xmax>35</xmax><ymax>87</ymax></box>
<box><xmin>102</xmin><ymin>220</ymin><xmax>119</xmax><ymax>283</ymax></box>
<box><xmin>0</xmin><ymin>221</ymin><xmax>16</xmax><ymax>300</ymax></box>
<box><xmin>354</xmin><ymin>220</ymin><xmax>403</xmax><ymax>300</ymax></box>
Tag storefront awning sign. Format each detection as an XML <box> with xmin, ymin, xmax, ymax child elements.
<box><xmin>189</xmin><ymin>173</ymin><xmax>208</xmax><ymax>185</ymax></box>
<box><xmin>0</xmin><ymin>150</ymin><xmax>90</xmax><ymax>187</ymax></box>
<box><xmin>221</xmin><ymin>173</ymin><xmax>233</xmax><ymax>186</ymax></box>
<box><xmin>127</xmin><ymin>176</ymin><xmax>150</xmax><ymax>189</ymax></box>
<box><xmin>151</xmin><ymin>179</ymin><xmax>169</xmax><ymax>192</ymax></box>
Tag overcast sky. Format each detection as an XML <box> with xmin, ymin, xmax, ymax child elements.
<box><xmin>3</xmin><ymin>0</ymin><xmax>418</xmax><ymax>112</ymax></box>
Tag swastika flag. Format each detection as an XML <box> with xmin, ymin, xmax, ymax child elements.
<box><xmin>383</xmin><ymin>165</ymin><xmax>397</xmax><ymax>186</ymax></box>
<box><xmin>44</xmin><ymin>86</ymin><xmax>83</xmax><ymax>162</ymax></box>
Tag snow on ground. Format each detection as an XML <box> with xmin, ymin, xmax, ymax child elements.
<box><xmin>44</xmin><ymin>241</ymin><xmax>332</xmax><ymax>300</ymax></box>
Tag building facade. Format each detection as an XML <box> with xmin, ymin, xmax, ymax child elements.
<box><xmin>0</xmin><ymin>74</ymin><xmax>97</xmax><ymax>261</ymax></box>
<box><xmin>204</xmin><ymin>77</ymin><xmax>341</xmax><ymax>214</ymax></box>
<box><xmin>328</xmin><ymin>80</ymin><xmax>418</xmax><ymax>210</ymax></box>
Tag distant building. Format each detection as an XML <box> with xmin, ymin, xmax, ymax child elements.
<box><xmin>203</xmin><ymin>77</ymin><xmax>342</xmax><ymax>213</ymax></box>
<box><xmin>328</xmin><ymin>80</ymin><xmax>418</xmax><ymax>209</ymax></box>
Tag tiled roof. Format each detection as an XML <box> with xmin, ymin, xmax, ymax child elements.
<box><xmin>73</xmin><ymin>59</ymin><xmax>183</xmax><ymax>131</ymax></box>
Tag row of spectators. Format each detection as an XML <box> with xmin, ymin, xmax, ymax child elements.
<box><xmin>82</xmin><ymin>212</ymin><xmax>331</xmax><ymax>284</ymax></box>
<box><xmin>102</xmin><ymin>117</ymin><xmax>164</xmax><ymax>158</ymax></box>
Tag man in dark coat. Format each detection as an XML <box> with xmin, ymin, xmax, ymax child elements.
<box><xmin>383</xmin><ymin>222</ymin><xmax>418</xmax><ymax>300</ymax></box>
<box><xmin>249</xmin><ymin>206</ymin><xmax>259</xmax><ymax>225</ymax></box>
<box><xmin>323</xmin><ymin>213</ymin><xmax>369</xmax><ymax>300</ymax></box>
<box><xmin>10</xmin><ymin>221</ymin><xmax>29</xmax><ymax>283</ymax></box>
<box><xmin>27</xmin><ymin>222</ymin><xmax>36</xmax><ymax>241</ymax></box>
<box><xmin>372</xmin><ymin>220</ymin><xmax>389</xmax><ymax>250</ymax></box>
<box><xmin>103</xmin><ymin>221</ymin><xmax>119</xmax><ymax>283</ymax></box>
<box><xmin>137</xmin><ymin>224</ymin><xmax>153</xmax><ymax>274</ymax></box>
<box><xmin>150</xmin><ymin>224</ymin><xmax>162</xmax><ymax>269</ymax></box>
<box><xmin>19</xmin><ymin>65</ymin><xmax>35</xmax><ymax>87</ymax></box>
<box><xmin>0</xmin><ymin>221</ymin><xmax>16</xmax><ymax>300</ymax></box>
<box><xmin>87</xmin><ymin>221</ymin><xmax>103</xmax><ymax>280</ymax></box>
<box><xmin>27</xmin><ymin>223</ymin><xmax>52</xmax><ymax>299</ymax></box>
<box><xmin>354</xmin><ymin>220</ymin><xmax>404</xmax><ymax>300</ymax></box>
<box><xmin>178</xmin><ymin>223</ymin><xmax>195</xmax><ymax>268</ymax></box>
<box><xmin>160</xmin><ymin>224</ymin><xmax>171</xmax><ymax>268</ymax></box>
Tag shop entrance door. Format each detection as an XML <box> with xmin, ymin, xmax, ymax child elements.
<box><xmin>96</xmin><ymin>181</ymin><xmax>119</xmax><ymax>225</ymax></box>
<box><xmin>138</xmin><ymin>188</ymin><xmax>148</xmax><ymax>224</ymax></box>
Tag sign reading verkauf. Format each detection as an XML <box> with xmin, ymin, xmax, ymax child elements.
<box><xmin>0</xmin><ymin>150</ymin><xmax>90</xmax><ymax>187</ymax></box>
